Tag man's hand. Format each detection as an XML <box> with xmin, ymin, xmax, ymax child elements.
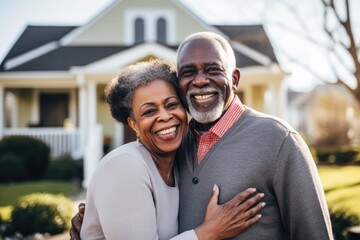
<box><xmin>70</xmin><ymin>203</ymin><xmax>85</xmax><ymax>240</ymax></box>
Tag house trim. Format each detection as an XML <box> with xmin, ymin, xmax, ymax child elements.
<box><xmin>80</xmin><ymin>43</ymin><xmax>177</xmax><ymax>73</ymax></box>
<box><xmin>5</xmin><ymin>42</ymin><xmax>58</xmax><ymax>70</ymax></box>
<box><xmin>231</xmin><ymin>41</ymin><xmax>272</xmax><ymax>66</ymax></box>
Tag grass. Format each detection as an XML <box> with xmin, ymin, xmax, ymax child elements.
<box><xmin>318</xmin><ymin>165</ymin><xmax>360</xmax><ymax>192</ymax></box>
<box><xmin>318</xmin><ymin>165</ymin><xmax>360</xmax><ymax>219</ymax></box>
<box><xmin>0</xmin><ymin>180</ymin><xmax>75</xmax><ymax>220</ymax></box>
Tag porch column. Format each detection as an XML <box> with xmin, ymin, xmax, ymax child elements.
<box><xmin>69</xmin><ymin>89</ymin><xmax>77</xmax><ymax>128</ymax></box>
<box><xmin>30</xmin><ymin>90</ymin><xmax>39</xmax><ymax>125</ymax></box>
<box><xmin>243</xmin><ymin>85</ymin><xmax>253</xmax><ymax>108</ymax></box>
<box><xmin>0</xmin><ymin>84</ymin><xmax>4</xmax><ymax>138</ymax></box>
<box><xmin>83</xmin><ymin>79</ymin><xmax>102</xmax><ymax>188</ymax></box>
<box><xmin>268</xmin><ymin>81</ymin><xmax>286</xmax><ymax>119</ymax></box>
<box><xmin>87</xmin><ymin>80</ymin><xmax>97</xmax><ymax>130</ymax></box>
<box><xmin>77</xmin><ymin>73</ymin><xmax>87</xmax><ymax>158</ymax></box>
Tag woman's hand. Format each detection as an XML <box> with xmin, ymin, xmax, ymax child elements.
<box><xmin>194</xmin><ymin>185</ymin><xmax>265</xmax><ymax>240</ymax></box>
<box><xmin>69</xmin><ymin>203</ymin><xmax>85</xmax><ymax>240</ymax></box>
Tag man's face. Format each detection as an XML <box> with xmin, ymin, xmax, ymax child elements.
<box><xmin>177</xmin><ymin>38</ymin><xmax>238</xmax><ymax>124</ymax></box>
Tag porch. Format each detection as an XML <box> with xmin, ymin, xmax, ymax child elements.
<box><xmin>4</xmin><ymin>127</ymin><xmax>81</xmax><ymax>158</ymax></box>
<box><xmin>2</xmin><ymin>124</ymin><xmax>104</xmax><ymax>188</ymax></box>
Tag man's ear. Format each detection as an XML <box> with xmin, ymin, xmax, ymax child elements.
<box><xmin>127</xmin><ymin>117</ymin><xmax>139</xmax><ymax>136</ymax></box>
<box><xmin>232</xmin><ymin>68</ymin><xmax>240</xmax><ymax>91</ymax></box>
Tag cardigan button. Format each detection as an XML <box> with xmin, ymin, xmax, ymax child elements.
<box><xmin>192</xmin><ymin>177</ymin><xmax>199</xmax><ymax>184</ymax></box>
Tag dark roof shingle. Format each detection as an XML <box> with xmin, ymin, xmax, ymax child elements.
<box><xmin>8</xmin><ymin>46</ymin><xmax>129</xmax><ymax>71</ymax></box>
<box><xmin>214</xmin><ymin>25</ymin><xmax>278</xmax><ymax>64</ymax></box>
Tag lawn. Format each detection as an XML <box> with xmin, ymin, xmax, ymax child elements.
<box><xmin>318</xmin><ymin>165</ymin><xmax>360</xmax><ymax>219</ymax></box>
<box><xmin>0</xmin><ymin>181</ymin><xmax>75</xmax><ymax>220</ymax></box>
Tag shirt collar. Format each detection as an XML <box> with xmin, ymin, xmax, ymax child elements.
<box><xmin>189</xmin><ymin>96</ymin><xmax>244</xmax><ymax>138</ymax></box>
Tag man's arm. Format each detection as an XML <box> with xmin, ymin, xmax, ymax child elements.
<box><xmin>273</xmin><ymin>132</ymin><xmax>333</xmax><ymax>240</ymax></box>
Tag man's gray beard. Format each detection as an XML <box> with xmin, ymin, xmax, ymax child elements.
<box><xmin>186</xmin><ymin>88</ymin><xmax>224</xmax><ymax>124</ymax></box>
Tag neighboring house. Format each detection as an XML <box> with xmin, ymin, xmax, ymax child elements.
<box><xmin>0</xmin><ymin>0</ymin><xmax>286</xmax><ymax>187</ymax></box>
<box><xmin>288</xmin><ymin>84</ymin><xmax>360</xmax><ymax>147</ymax></box>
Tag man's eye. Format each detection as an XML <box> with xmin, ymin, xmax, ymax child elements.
<box><xmin>207</xmin><ymin>68</ymin><xmax>221</xmax><ymax>75</ymax></box>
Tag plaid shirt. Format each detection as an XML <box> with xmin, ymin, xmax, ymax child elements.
<box><xmin>189</xmin><ymin>96</ymin><xmax>245</xmax><ymax>163</ymax></box>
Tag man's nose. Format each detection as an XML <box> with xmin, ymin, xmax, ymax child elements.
<box><xmin>192</xmin><ymin>72</ymin><xmax>210</xmax><ymax>87</ymax></box>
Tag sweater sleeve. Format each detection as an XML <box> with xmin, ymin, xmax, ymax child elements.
<box><xmin>170</xmin><ymin>230</ymin><xmax>198</xmax><ymax>240</ymax></box>
<box><xmin>272</xmin><ymin>132</ymin><xmax>334</xmax><ymax>240</ymax></box>
<box><xmin>81</xmin><ymin>153</ymin><xmax>198</xmax><ymax>240</ymax></box>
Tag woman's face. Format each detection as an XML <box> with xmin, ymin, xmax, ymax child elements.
<box><xmin>128</xmin><ymin>79</ymin><xmax>187</xmax><ymax>156</ymax></box>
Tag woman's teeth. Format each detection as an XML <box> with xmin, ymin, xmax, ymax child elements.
<box><xmin>157</xmin><ymin>126</ymin><xmax>176</xmax><ymax>135</ymax></box>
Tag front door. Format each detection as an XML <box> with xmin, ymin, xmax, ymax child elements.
<box><xmin>40</xmin><ymin>93</ymin><xmax>69</xmax><ymax>127</ymax></box>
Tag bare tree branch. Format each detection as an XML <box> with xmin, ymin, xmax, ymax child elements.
<box><xmin>272</xmin><ymin>0</ymin><xmax>360</xmax><ymax>102</ymax></box>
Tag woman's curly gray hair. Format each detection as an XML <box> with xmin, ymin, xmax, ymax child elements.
<box><xmin>105</xmin><ymin>59</ymin><xmax>178</xmax><ymax>124</ymax></box>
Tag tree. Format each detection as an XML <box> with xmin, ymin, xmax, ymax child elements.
<box><xmin>267</xmin><ymin>0</ymin><xmax>359</xmax><ymax>102</ymax></box>
<box><xmin>320</xmin><ymin>0</ymin><xmax>360</xmax><ymax>102</ymax></box>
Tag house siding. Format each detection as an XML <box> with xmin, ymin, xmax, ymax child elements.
<box><xmin>67</xmin><ymin>0</ymin><xmax>208</xmax><ymax>46</ymax></box>
<box><xmin>96</xmin><ymin>84</ymin><xmax>116</xmax><ymax>148</ymax></box>
<box><xmin>18</xmin><ymin>89</ymin><xmax>33</xmax><ymax>128</ymax></box>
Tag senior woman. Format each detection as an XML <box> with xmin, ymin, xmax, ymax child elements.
<box><xmin>78</xmin><ymin>59</ymin><xmax>265</xmax><ymax>239</ymax></box>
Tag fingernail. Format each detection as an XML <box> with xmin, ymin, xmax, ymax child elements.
<box><xmin>257</xmin><ymin>214</ymin><xmax>262</xmax><ymax>218</ymax></box>
<box><xmin>259</xmin><ymin>193</ymin><xmax>265</xmax><ymax>198</ymax></box>
<box><xmin>250</xmin><ymin>188</ymin><xmax>256</xmax><ymax>193</ymax></box>
<box><xmin>213</xmin><ymin>184</ymin><xmax>218</xmax><ymax>191</ymax></box>
<box><xmin>261</xmin><ymin>202</ymin><xmax>266</xmax><ymax>207</ymax></box>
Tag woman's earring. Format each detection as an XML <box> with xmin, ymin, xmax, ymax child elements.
<box><xmin>136</xmin><ymin>135</ymin><xmax>140</xmax><ymax>144</ymax></box>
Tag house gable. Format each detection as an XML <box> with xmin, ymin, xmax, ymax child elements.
<box><xmin>61</xmin><ymin>0</ymin><xmax>213</xmax><ymax>46</ymax></box>
<box><xmin>0</xmin><ymin>1</ymin><xmax>280</xmax><ymax>72</ymax></box>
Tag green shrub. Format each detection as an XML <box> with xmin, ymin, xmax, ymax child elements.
<box><xmin>45</xmin><ymin>154</ymin><xmax>80</xmax><ymax>181</ymax></box>
<box><xmin>317</xmin><ymin>151</ymin><xmax>332</xmax><ymax>163</ymax></box>
<box><xmin>334</xmin><ymin>148</ymin><xmax>359</xmax><ymax>164</ymax></box>
<box><xmin>330</xmin><ymin>208</ymin><xmax>360</xmax><ymax>240</ymax></box>
<box><xmin>0</xmin><ymin>136</ymin><xmax>50</xmax><ymax>179</ymax></box>
<box><xmin>10</xmin><ymin>193</ymin><xmax>74</xmax><ymax>236</ymax></box>
<box><xmin>0</xmin><ymin>154</ymin><xmax>27</xmax><ymax>182</ymax></box>
<box><xmin>316</xmin><ymin>146</ymin><xmax>360</xmax><ymax>164</ymax></box>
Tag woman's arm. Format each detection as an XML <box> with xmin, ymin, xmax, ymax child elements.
<box><xmin>80</xmin><ymin>155</ymin><xmax>163</xmax><ymax>239</ymax></box>
<box><xmin>73</xmin><ymin>184</ymin><xmax>265</xmax><ymax>240</ymax></box>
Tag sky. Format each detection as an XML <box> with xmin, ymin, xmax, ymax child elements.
<box><xmin>0</xmin><ymin>0</ymin><xmax>358</xmax><ymax>92</ymax></box>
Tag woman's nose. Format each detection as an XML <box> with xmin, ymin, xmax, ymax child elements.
<box><xmin>158</xmin><ymin>108</ymin><xmax>172</xmax><ymax>121</ymax></box>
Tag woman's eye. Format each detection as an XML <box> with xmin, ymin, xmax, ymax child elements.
<box><xmin>167</xmin><ymin>102</ymin><xmax>179</xmax><ymax>109</ymax></box>
<box><xmin>143</xmin><ymin>109</ymin><xmax>156</xmax><ymax>116</ymax></box>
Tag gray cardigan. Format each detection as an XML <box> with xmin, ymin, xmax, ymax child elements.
<box><xmin>177</xmin><ymin>107</ymin><xmax>333</xmax><ymax>240</ymax></box>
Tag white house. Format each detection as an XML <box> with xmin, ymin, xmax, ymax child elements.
<box><xmin>0</xmin><ymin>0</ymin><xmax>287</xmax><ymax>187</ymax></box>
<box><xmin>288</xmin><ymin>84</ymin><xmax>360</xmax><ymax>147</ymax></box>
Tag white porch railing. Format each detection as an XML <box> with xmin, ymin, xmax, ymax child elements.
<box><xmin>3</xmin><ymin>127</ymin><xmax>81</xmax><ymax>158</ymax></box>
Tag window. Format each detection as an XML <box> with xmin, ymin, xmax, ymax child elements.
<box><xmin>134</xmin><ymin>18</ymin><xmax>145</xmax><ymax>44</ymax></box>
<box><xmin>157</xmin><ymin>18</ymin><xmax>167</xmax><ymax>44</ymax></box>
<box><xmin>124</xmin><ymin>9</ymin><xmax>175</xmax><ymax>44</ymax></box>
